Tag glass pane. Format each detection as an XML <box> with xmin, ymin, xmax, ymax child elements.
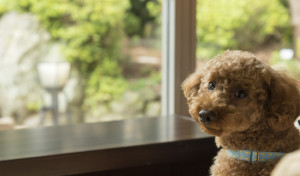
<box><xmin>0</xmin><ymin>0</ymin><xmax>162</xmax><ymax>130</ymax></box>
<box><xmin>196</xmin><ymin>0</ymin><xmax>299</xmax><ymax>76</ymax></box>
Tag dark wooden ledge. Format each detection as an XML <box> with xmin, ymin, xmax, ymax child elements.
<box><xmin>0</xmin><ymin>115</ymin><xmax>217</xmax><ymax>176</ymax></box>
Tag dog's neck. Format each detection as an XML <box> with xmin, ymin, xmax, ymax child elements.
<box><xmin>216</xmin><ymin>126</ymin><xmax>300</xmax><ymax>152</ymax></box>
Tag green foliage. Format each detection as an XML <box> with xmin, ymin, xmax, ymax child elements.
<box><xmin>85</xmin><ymin>58</ymin><xmax>129</xmax><ymax>103</ymax></box>
<box><xmin>130</xmin><ymin>70</ymin><xmax>161</xmax><ymax>91</ymax></box>
<box><xmin>124</xmin><ymin>12</ymin><xmax>141</xmax><ymax>37</ymax></box>
<box><xmin>0</xmin><ymin>0</ymin><xmax>130</xmax><ymax>113</ymax></box>
<box><xmin>124</xmin><ymin>0</ymin><xmax>161</xmax><ymax>38</ymax></box>
<box><xmin>26</xmin><ymin>100</ymin><xmax>42</xmax><ymax>112</ymax></box>
<box><xmin>197</xmin><ymin>0</ymin><xmax>291</xmax><ymax>60</ymax></box>
<box><xmin>86</xmin><ymin>76</ymin><xmax>128</xmax><ymax>107</ymax></box>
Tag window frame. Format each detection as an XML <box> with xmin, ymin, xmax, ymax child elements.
<box><xmin>162</xmin><ymin>0</ymin><xmax>197</xmax><ymax>117</ymax></box>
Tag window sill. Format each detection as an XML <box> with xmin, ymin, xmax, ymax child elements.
<box><xmin>0</xmin><ymin>115</ymin><xmax>217</xmax><ymax>176</ymax></box>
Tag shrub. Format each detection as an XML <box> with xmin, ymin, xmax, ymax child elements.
<box><xmin>196</xmin><ymin>0</ymin><xmax>292</xmax><ymax>60</ymax></box>
<box><xmin>124</xmin><ymin>0</ymin><xmax>161</xmax><ymax>38</ymax></box>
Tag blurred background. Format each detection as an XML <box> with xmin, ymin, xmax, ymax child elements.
<box><xmin>0</xmin><ymin>0</ymin><xmax>299</xmax><ymax>130</ymax></box>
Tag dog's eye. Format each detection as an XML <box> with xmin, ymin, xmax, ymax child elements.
<box><xmin>208</xmin><ymin>81</ymin><xmax>216</xmax><ymax>90</ymax></box>
<box><xmin>235</xmin><ymin>90</ymin><xmax>247</xmax><ymax>99</ymax></box>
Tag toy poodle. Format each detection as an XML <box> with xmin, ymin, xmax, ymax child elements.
<box><xmin>182</xmin><ymin>50</ymin><xmax>300</xmax><ymax>176</ymax></box>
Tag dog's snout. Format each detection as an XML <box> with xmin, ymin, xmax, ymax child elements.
<box><xmin>199</xmin><ymin>110</ymin><xmax>217</xmax><ymax>123</ymax></box>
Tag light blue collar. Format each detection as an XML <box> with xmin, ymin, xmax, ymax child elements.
<box><xmin>227</xmin><ymin>150</ymin><xmax>286</xmax><ymax>162</ymax></box>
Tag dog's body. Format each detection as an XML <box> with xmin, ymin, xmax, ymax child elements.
<box><xmin>182</xmin><ymin>50</ymin><xmax>300</xmax><ymax>176</ymax></box>
<box><xmin>212</xmin><ymin>127</ymin><xmax>299</xmax><ymax>175</ymax></box>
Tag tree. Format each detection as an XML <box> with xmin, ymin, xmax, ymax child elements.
<box><xmin>196</xmin><ymin>0</ymin><xmax>291</xmax><ymax>59</ymax></box>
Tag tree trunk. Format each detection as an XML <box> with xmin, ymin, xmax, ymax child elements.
<box><xmin>289</xmin><ymin>0</ymin><xmax>300</xmax><ymax>59</ymax></box>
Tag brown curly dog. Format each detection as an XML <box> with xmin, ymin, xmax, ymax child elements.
<box><xmin>182</xmin><ymin>50</ymin><xmax>300</xmax><ymax>176</ymax></box>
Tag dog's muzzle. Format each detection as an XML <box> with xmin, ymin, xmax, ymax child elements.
<box><xmin>199</xmin><ymin>110</ymin><xmax>217</xmax><ymax>124</ymax></box>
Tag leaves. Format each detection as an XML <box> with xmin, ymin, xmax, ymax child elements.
<box><xmin>196</xmin><ymin>0</ymin><xmax>291</xmax><ymax>59</ymax></box>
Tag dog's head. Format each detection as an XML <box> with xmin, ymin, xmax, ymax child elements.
<box><xmin>182</xmin><ymin>50</ymin><xmax>300</xmax><ymax>136</ymax></box>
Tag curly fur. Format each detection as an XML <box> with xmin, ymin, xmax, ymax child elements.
<box><xmin>182</xmin><ymin>50</ymin><xmax>300</xmax><ymax>176</ymax></box>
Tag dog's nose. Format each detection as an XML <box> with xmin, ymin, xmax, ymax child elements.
<box><xmin>199</xmin><ymin>110</ymin><xmax>217</xmax><ymax>123</ymax></box>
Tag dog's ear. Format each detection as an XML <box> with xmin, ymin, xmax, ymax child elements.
<box><xmin>181</xmin><ymin>72</ymin><xmax>203</xmax><ymax>103</ymax></box>
<box><xmin>263</xmin><ymin>67</ymin><xmax>300</xmax><ymax>131</ymax></box>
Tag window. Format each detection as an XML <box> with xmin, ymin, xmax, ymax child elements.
<box><xmin>0</xmin><ymin>0</ymin><xmax>196</xmax><ymax>130</ymax></box>
<box><xmin>0</xmin><ymin>0</ymin><xmax>167</xmax><ymax>129</ymax></box>
<box><xmin>162</xmin><ymin>0</ymin><xmax>196</xmax><ymax>117</ymax></box>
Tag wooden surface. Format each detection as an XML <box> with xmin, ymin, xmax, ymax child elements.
<box><xmin>174</xmin><ymin>0</ymin><xmax>197</xmax><ymax>116</ymax></box>
<box><xmin>0</xmin><ymin>115</ymin><xmax>217</xmax><ymax>176</ymax></box>
<box><xmin>161</xmin><ymin>0</ymin><xmax>196</xmax><ymax>116</ymax></box>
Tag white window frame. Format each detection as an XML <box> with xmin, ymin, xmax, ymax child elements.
<box><xmin>162</xmin><ymin>0</ymin><xmax>196</xmax><ymax>117</ymax></box>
